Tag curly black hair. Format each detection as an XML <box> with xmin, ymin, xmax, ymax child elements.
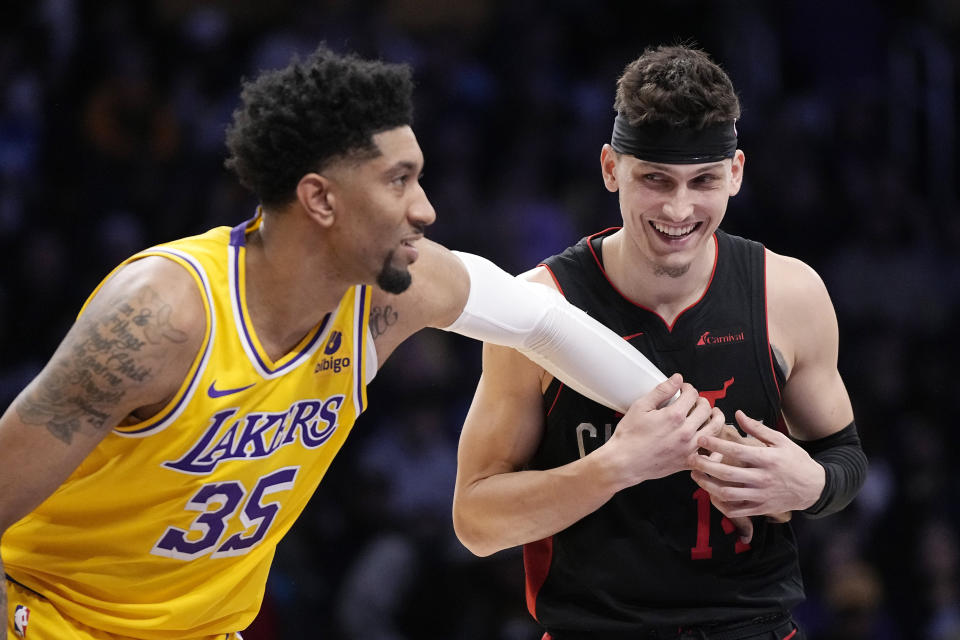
<box><xmin>224</xmin><ymin>45</ymin><xmax>414</xmax><ymax>207</ymax></box>
<box><xmin>614</xmin><ymin>45</ymin><xmax>740</xmax><ymax>129</ymax></box>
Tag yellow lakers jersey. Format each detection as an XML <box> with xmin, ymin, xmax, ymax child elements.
<box><xmin>2</xmin><ymin>214</ymin><xmax>373</xmax><ymax>639</ymax></box>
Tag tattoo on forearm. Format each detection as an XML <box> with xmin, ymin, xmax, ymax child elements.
<box><xmin>369</xmin><ymin>305</ymin><xmax>399</xmax><ymax>339</ymax></box>
<box><xmin>16</xmin><ymin>286</ymin><xmax>188</xmax><ymax>445</ymax></box>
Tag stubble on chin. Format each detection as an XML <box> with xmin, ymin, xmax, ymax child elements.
<box><xmin>653</xmin><ymin>263</ymin><xmax>691</xmax><ymax>278</ymax></box>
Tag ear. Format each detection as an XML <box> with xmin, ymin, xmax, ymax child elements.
<box><xmin>728</xmin><ymin>150</ymin><xmax>745</xmax><ymax>197</ymax></box>
<box><xmin>296</xmin><ymin>173</ymin><xmax>336</xmax><ymax>228</ymax></box>
<box><xmin>600</xmin><ymin>144</ymin><xmax>620</xmax><ymax>193</ymax></box>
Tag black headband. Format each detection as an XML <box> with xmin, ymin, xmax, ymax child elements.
<box><xmin>610</xmin><ymin>114</ymin><xmax>737</xmax><ymax>164</ymax></box>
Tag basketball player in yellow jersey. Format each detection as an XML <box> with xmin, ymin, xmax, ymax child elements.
<box><xmin>0</xmin><ymin>45</ymin><xmax>717</xmax><ymax>640</ymax></box>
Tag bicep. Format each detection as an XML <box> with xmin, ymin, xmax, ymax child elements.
<box><xmin>0</xmin><ymin>257</ymin><xmax>204</xmax><ymax>528</ymax></box>
<box><xmin>371</xmin><ymin>240</ymin><xmax>469</xmax><ymax>366</ymax></box>
<box><xmin>771</xmin><ymin>254</ymin><xmax>854</xmax><ymax>440</ymax></box>
<box><xmin>781</xmin><ymin>360</ymin><xmax>853</xmax><ymax>441</ymax></box>
<box><xmin>456</xmin><ymin>342</ymin><xmax>547</xmax><ymax>488</ymax></box>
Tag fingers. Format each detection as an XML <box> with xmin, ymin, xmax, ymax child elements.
<box><xmin>690</xmin><ymin>457</ymin><xmax>754</xmax><ymax>485</ymax></box>
<box><xmin>698</xmin><ymin>407</ymin><xmax>725</xmax><ymax>438</ymax></box>
<box><xmin>726</xmin><ymin>515</ymin><xmax>754</xmax><ymax>544</ymax></box>
<box><xmin>645</xmin><ymin>380</ymin><xmax>704</xmax><ymax>427</ymax></box>
<box><xmin>716</xmin><ymin>423</ymin><xmax>743</xmax><ymax>442</ymax></box>
<box><xmin>695</xmin><ymin>434</ymin><xmax>764</xmax><ymax>467</ymax></box>
<box><xmin>734</xmin><ymin>410</ymin><xmax>784</xmax><ymax>445</ymax></box>
<box><xmin>634</xmin><ymin>373</ymin><xmax>683</xmax><ymax>412</ymax></box>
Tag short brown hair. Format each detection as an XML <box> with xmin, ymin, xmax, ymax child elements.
<box><xmin>614</xmin><ymin>45</ymin><xmax>740</xmax><ymax>129</ymax></box>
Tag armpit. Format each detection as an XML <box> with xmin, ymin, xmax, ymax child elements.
<box><xmin>770</xmin><ymin>343</ymin><xmax>791</xmax><ymax>381</ymax></box>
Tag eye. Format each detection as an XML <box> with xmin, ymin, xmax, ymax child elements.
<box><xmin>692</xmin><ymin>173</ymin><xmax>721</xmax><ymax>187</ymax></box>
<box><xmin>642</xmin><ymin>173</ymin><xmax>673</xmax><ymax>189</ymax></box>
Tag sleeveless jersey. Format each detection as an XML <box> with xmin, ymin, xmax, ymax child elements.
<box><xmin>525</xmin><ymin>228</ymin><xmax>803</xmax><ymax>635</ymax></box>
<box><xmin>2</xmin><ymin>213</ymin><xmax>373</xmax><ymax>639</ymax></box>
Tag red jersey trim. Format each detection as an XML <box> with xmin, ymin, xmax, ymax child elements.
<box><xmin>546</xmin><ymin>383</ymin><xmax>565</xmax><ymax>417</ymax></box>
<box><xmin>585</xmin><ymin>228</ymin><xmax>720</xmax><ymax>332</ymax></box>
<box><xmin>538</xmin><ymin>263</ymin><xmax>566</xmax><ymax>296</ymax></box>
<box><xmin>762</xmin><ymin>248</ymin><xmax>788</xmax><ymax>433</ymax></box>
<box><xmin>524</xmin><ymin>536</ymin><xmax>554</xmax><ymax>621</ymax></box>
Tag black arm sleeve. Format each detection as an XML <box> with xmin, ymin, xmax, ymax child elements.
<box><xmin>797</xmin><ymin>421</ymin><xmax>867</xmax><ymax>519</ymax></box>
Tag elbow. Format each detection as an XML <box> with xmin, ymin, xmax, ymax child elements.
<box><xmin>452</xmin><ymin>503</ymin><xmax>501</xmax><ymax>558</ymax></box>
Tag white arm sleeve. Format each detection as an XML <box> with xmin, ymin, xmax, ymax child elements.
<box><xmin>442</xmin><ymin>251</ymin><xmax>669</xmax><ymax>414</ymax></box>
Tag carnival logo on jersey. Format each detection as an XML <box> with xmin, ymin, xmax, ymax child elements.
<box><xmin>163</xmin><ymin>396</ymin><xmax>346</xmax><ymax>474</ymax></box>
<box><xmin>13</xmin><ymin>604</ymin><xmax>29</xmax><ymax>638</ymax></box>
<box><xmin>316</xmin><ymin>330</ymin><xmax>351</xmax><ymax>374</ymax></box>
<box><xmin>696</xmin><ymin>328</ymin><xmax>745</xmax><ymax>347</ymax></box>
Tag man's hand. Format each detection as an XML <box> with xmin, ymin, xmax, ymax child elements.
<box><xmin>690</xmin><ymin>410</ymin><xmax>824</xmax><ymax>524</ymax></box>
<box><xmin>695</xmin><ymin>423</ymin><xmax>792</xmax><ymax>543</ymax></box>
<box><xmin>601</xmin><ymin>374</ymin><xmax>725</xmax><ymax>492</ymax></box>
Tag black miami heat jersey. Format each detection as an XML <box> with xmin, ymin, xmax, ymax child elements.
<box><xmin>524</xmin><ymin>228</ymin><xmax>803</xmax><ymax>635</ymax></box>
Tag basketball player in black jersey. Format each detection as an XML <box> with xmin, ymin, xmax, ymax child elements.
<box><xmin>452</xmin><ymin>45</ymin><xmax>867</xmax><ymax>640</ymax></box>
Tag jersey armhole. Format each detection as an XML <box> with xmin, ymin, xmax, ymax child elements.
<box><xmin>755</xmin><ymin>245</ymin><xmax>785</xmax><ymax>418</ymax></box>
<box><xmin>99</xmin><ymin>249</ymin><xmax>215</xmax><ymax>437</ymax></box>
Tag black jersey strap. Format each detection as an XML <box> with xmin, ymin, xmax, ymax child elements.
<box><xmin>4</xmin><ymin>573</ymin><xmax>47</xmax><ymax>599</ymax></box>
<box><xmin>798</xmin><ymin>421</ymin><xmax>867</xmax><ymax>518</ymax></box>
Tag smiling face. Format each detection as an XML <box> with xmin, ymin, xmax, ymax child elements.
<box><xmin>324</xmin><ymin>126</ymin><xmax>436</xmax><ymax>293</ymax></box>
<box><xmin>601</xmin><ymin>144</ymin><xmax>744</xmax><ymax>277</ymax></box>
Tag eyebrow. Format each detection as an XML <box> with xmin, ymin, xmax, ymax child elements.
<box><xmin>385</xmin><ymin>160</ymin><xmax>421</xmax><ymax>175</ymax></box>
<box><xmin>639</xmin><ymin>161</ymin><xmax>725</xmax><ymax>173</ymax></box>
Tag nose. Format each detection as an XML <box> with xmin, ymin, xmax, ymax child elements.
<box><xmin>409</xmin><ymin>183</ymin><xmax>437</xmax><ymax>227</ymax></box>
<box><xmin>661</xmin><ymin>185</ymin><xmax>695</xmax><ymax>221</ymax></box>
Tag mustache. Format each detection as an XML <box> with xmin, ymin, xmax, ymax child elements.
<box><xmin>409</xmin><ymin>222</ymin><xmax>427</xmax><ymax>237</ymax></box>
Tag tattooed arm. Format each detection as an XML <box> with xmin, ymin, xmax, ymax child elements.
<box><xmin>0</xmin><ymin>256</ymin><xmax>204</xmax><ymax>630</ymax></box>
<box><xmin>368</xmin><ymin>239</ymin><xmax>469</xmax><ymax>366</ymax></box>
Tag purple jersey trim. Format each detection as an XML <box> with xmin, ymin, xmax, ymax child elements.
<box><xmin>355</xmin><ymin>285</ymin><xmax>367</xmax><ymax>413</ymax></box>
<box><xmin>121</xmin><ymin>248</ymin><xmax>214</xmax><ymax>435</ymax></box>
<box><xmin>230</xmin><ymin>214</ymin><xmax>331</xmax><ymax>376</ymax></box>
<box><xmin>229</xmin><ymin>216</ymin><xmax>254</xmax><ymax>248</ymax></box>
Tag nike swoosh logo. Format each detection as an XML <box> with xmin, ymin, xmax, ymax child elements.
<box><xmin>207</xmin><ymin>381</ymin><xmax>256</xmax><ymax>398</ymax></box>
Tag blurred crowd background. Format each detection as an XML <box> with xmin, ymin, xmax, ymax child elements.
<box><xmin>1</xmin><ymin>1</ymin><xmax>958</xmax><ymax>638</ymax></box>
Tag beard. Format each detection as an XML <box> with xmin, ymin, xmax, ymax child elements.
<box><xmin>653</xmin><ymin>263</ymin><xmax>691</xmax><ymax>278</ymax></box>
<box><xmin>375</xmin><ymin>250</ymin><xmax>413</xmax><ymax>294</ymax></box>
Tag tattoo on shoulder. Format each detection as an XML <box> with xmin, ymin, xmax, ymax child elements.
<box><xmin>369</xmin><ymin>305</ymin><xmax>399</xmax><ymax>340</ymax></box>
<box><xmin>771</xmin><ymin>344</ymin><xmax>791</xmax><ymax>380</ymax></box>
<box><xmin>16</xmin><ymin>286</ymin><xmax>189</xmax><ymax>445</ymax></box>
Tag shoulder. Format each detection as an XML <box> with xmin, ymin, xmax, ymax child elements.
<box><xmin>13</xmin><ymin>254</ymin><xmax>208</xmax><ymax>443</ymax></box>
<box><xmin>89</xmin><ymin>255</ymin><xmax>208</xmax><ymax>337</ymax></box>
<box><xmin>80</xmin><ymin>255</ymin><xmax>208</xmax><ymax>400</ymax></box>
<box><xmin>519</xmin><ymin>265</ymin><xmax>560</xmax><ymax>291</ymax></box>
<box><xmin>765</xmin><ymin>249</ymin><xmax>839</xmax><ymax>375</ymax></box>
<box><xmin>765</xmin><ymin>249</ymin><xmax>834</xmax><ymax>315</ymax></box>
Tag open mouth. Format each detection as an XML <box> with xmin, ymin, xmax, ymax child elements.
<box><xmin>650</xmin><ymin>220</ymin><xmax>701</xmax><ymax>240</ymax></box>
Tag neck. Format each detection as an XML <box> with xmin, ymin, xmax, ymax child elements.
<box><xmin>243</xmin><ymin>209</ymin><xmax>351</xmax><ymax>359</ymax></box>
<box><xmin>601</xmin><ymin>230</ymin><xmax>716</xmax><ymax>327</ymax></box>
